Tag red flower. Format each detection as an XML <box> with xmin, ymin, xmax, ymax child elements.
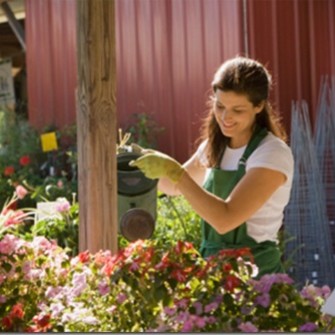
<box><xmin>78</xmin><ymin>250</ymin><xmax>90</xmax><ymax>263</ymax></box>
<box><xmin>155</xmin><ymin>252</ymin><xmax>170</xmax><ymax>270</ymax></box>
<box><xmin>223</xmin><ymin>263</ymin><xmax>233</xmax><ymax>272</ymax></box>
<box><xmin>10</xmin><ymin>302</ymin><xmax>25</xmax><ymax>319</ymax></box>
<box><xmin>19</xmin><ymin>155</ymin><xmax>31</xmax><ymax>166</ymax></box>
<box><xmin>224</xmin><ymin>274</ymin><xmax>241</xmax><ymax>292</ymax></box>
<box><xmin>6</xmin><ymin>201</ymin><xmax>17</xmax><ymax>210</ymax></box>
<box><xmin>171</xmin><ymin>268</ymin><xmax>187</xmax><ymax>282</ymax></box>
<box><xmin>4</xmin><ymin>165</ymin><xmax>15</xmax><ymax>176</ymax></box>
<box><xmin>32</xmin><ymin>313</ymin><xmax>51</xmax><ymax>331</ymax></box>
<box><xmin>1</xmin><ymin>316</ymin><xmax>12</xmax><ymax>329</ymax></box>
<box><xmin>25</xmin><ymin>325</ymin><xmax>39</xmax><ymax>332</ymax></box>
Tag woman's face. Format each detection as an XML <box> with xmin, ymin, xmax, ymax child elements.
<box><xmin>213</xmin><ymin>90</ymin><xmax>263</xmax><ymax>148</ymax></box>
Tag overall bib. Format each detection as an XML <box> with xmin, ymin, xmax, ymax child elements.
<box><xmin>199</xmin><ymin>127</ymin><xmax>284</xmax><ymax>278</ymax></box>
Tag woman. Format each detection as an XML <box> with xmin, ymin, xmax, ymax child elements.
<box><xmin>130</xmin><ymin>56</ymin><xmax>294</xmax><ymax>277</ymax></box>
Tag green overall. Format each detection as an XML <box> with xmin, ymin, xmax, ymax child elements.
<box><xmin>199</xmin><ymin>127</ymin><xmax>284</xmax><ymax>278</ymax></box>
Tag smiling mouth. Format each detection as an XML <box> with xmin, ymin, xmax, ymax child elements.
<box><xmin>222</xmin><ymin>122</ymin><xmax>235</xmax><ymax>129</ymax></box>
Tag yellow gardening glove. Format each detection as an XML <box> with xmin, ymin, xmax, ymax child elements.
<box><xmin>129</xmin><ymin>151</ymin><xmax>185</xmax><ymax>183</ymax></box>
<box><xmin>130</xmin><ymin>143</ymin><xmax>155</xmax><ymax>155</ymax></box>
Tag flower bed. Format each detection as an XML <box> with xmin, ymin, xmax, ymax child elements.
<box><xmin>0</xmin><ymin>235</ymin><xmax>334</xmax><ymax>332</ymax></box>
<box><xmin>0</xmin><ymin>186</ymin><xmax>334</xmax><ymax>332</ymax></box>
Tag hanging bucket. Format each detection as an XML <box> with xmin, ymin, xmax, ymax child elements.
<box><xmin>117</xmin><ymin>151</ymin><xmax>158</xmax><ymax>241</ymax></box>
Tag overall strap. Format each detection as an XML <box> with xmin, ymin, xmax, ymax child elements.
<box><xmin>233</xmin><ymin>126</ymin><xmax>268</xmax><ymax>182</ymax></box>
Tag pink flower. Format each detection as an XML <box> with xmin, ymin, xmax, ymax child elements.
<box><xmin>238</xmin><ymin>321</ymin><xmax>259</xmax><ymax>332</ymax></box>
<box><xmin>55</xmin><ymin>199</ymin><xmax>70</xmax><ymax>213</ymax></box>
<box><xmin>299</xmin><ymin>322</ymin><xmax>317</xmax><ymax>332</ymax></box>
<box><xmin>204</xmin><ymin>301</ymin><xmax>218</xmax><ymax>313</ymax></box>
<box><xmin>255</xmin><ymin>292</ymin><xmax>271</xmax><ymax>308</ymax></box>
<box><xmin>15</xmin><ymin>185</ymin><xmax>28</xmax><ymax>199</ymax></box>
<box><xmin>194</xmin><ymin>316</ymin><xmax>206</xmax><ymax>328</ymax></box>
<box><xmin>98</xmin><ymin>280</ymin><xmax>110</xmax><ymax>296</ymax></box>
<box><xmin>181</xmin><ymin>318</ymin><xmax>194</xmax><ymax>332</ymax></box>
<box><xmin>117</xmin><ymin>293</ymin><xmax>127</xmax><ymax>304</ymax></box>
<box><xmin>45</xmin><ymin>286</ymin><xmax>63</xmax><ymax>299</ymax></box>
<box><xmin>163</xmin><ymin>307</ymin><xmax>175</xmax><ymax>316</ymax></box>
<box><xmin>0</xmin><ymin>234</ymin><xmax>22</xmax><ymax>255</ymax></box>
<box><xmin>3</xmin><ymin>209</ymin><xmax>26</xmax><ymax>227</ymax></box>
<box><xmin>129</xmin><ymin>261</ymin><xmax>140</xmax><ymax>271</ymax></box>
<box><xmin>49</xmin><ymin>302</ymin><xmax>65</xmax><ymax>318</ymax></box>
<box><xmin>71</xmin><ymin>272</ymin><xmax>88</xmax><ymax>296</ymax></box>
<box><xmin>32</xmin><ymin>236</ymin><xmax>55</xmax><ymax>251</ymax></box>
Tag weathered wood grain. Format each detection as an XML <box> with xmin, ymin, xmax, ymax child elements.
<box><xmin>76</xmin><ymin>0</ymin><xmax>118</xmax><ymax>254</ymax></box>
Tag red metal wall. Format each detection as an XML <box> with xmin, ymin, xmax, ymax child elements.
<box><xmin>25</xmin><ymin>0</ymin><xmax>335</xmax><ymax>161</ymax></box>
<box><xmin>25</xmin><ymin>0</ymin><xmax>243</xmax><ymax>161</ymax></box>
<box><xmin>247</xmin><ymin>0</ymin><xmax>335</xmax><ymax>132</ymax></box>
<box><xmin>25</xmin><ymin>0</ymin><xmax>77</xmax><ymax>129</ymax></box>
<box><xmin>115</xmin><ymin>0</ymin><xmax>244</xmax><ymax>161</ymax></box>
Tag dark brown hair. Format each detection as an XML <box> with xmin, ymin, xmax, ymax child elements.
<box><xmin>199</xmin><ymin>56</ymin><xmax>287</xmax><ymax>167</ymax></box>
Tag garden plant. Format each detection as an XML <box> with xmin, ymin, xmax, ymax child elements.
<box><xmin>0</xmin><ymin>109</ymin><xmax>335</xmax><ymax>332</ymax></box>
<box><xmin>0</xmin><ymin>186</ymin><xmax>335</xmax><ymax>332</ymax></box>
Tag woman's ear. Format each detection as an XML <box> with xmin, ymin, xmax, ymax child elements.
<box><xmin>255</xmin><ymin>100</ymin><xmax>265</xmax><ymax>114</ymax></box>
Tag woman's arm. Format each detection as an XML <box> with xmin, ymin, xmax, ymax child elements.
<box><xmin>130</xmin><ymin>148</ymin><xmax>286</xmax><ymax>235</ymax></box>
<box><xmin>158</xmin><ymin>152</ymin><xmax>207</xmax><ymax>196</ymax></box>
<box><xmin>177</xmin><ymin>167</ymin><xmax>286</xmax><ymax>234</ymax></box>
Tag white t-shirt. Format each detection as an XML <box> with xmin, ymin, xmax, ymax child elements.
<box><xmin>196</xmin><ymin>132</ymin><xmax>294</xmax><ymax>243</ymax></box>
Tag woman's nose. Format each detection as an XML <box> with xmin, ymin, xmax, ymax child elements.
<box><xmin>221</xmin><ymin>109</ymin><xmax>232</xmax><ymax>121</ymax></box>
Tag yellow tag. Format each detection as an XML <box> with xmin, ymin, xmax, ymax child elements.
<box><xmin>40</xmin><ymin>132</ymin><xmax>58</xmax><ymax>152</ymax></box>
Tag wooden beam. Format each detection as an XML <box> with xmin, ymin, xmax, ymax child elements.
<box><xmin>0</xmin><ymin>0</ymin><xmax>25</xmax><ymax>51</ymax></box>
<box><xmin>76</xmin><ymin>0</ymin><xmax>118</xmax><ymax>254</ymax></box>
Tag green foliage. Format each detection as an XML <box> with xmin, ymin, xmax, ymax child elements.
<box><xmin>154</xmin><ymin>193</ymin><xmax>202</xmax><ymax>249</ymax></box>
<box><xmin>31</xmin><ymin>201</ymin><xmax>79</xmax><ymax>257</ymax></box>
<box><xmin>117</xmin><ymin>192</ymin><xmax>202</xmax><ymax>250</ymax></box>
<box><xmin>126</xmin><ymin>112</ymin><xmax>164</xmax><ymax>149</ymax></box>
<box><xmin>0</xmin><ymin>109</ymin><xmax>42</xmax><ymax>208</ymax></box>
<box><xmin>0</xmin><ymin>109</ymin><xmax>41</xmax><ymax>164</ymax></box>
<box><xmin>0</xmin><ymin>108</ymin><xmax>78</xmax><ymax>210</ymax></box>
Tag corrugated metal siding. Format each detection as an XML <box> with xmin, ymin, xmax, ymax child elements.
<box><xmin>26</xmin><ymin>0</ymin><xmax>243</xmax><ymax>160</ymax></box>
<box><xmin>25</xmin><ymin>0</ymin><xmax>335</xmax><ymax>161</ymax></box>
<box><xmin>115</xmin><ymin>0</ymin><xmax>243</xmax><ymax>161</ymax></box>
<box><xmin>247</xmin><ymin>0</ymin><xmax>335</xmax><ymax>133</ymax></box>
<box><xmin>26</xmin><ymin>0</ymin><xmax>77</xmax><ymax>129</ymax></box>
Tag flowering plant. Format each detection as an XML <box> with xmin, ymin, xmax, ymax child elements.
<box><xmin>0</xmin><ymin>185</ymin><xmax>33</xmax><ymax>237</ymax></box>
<box><xmin>0</xmin><ymin>109</ymin><xmax>78</xmax><ymax>210</ymax></box>
<box><xmin>31</xmin><ymin>197</ymin><xmax>79</xmax><ymax>256</ymax></box>
<box><xmin>0</xmin><ymin>235</ymin><xmax>334</xmax><ymax>332</ymax></box>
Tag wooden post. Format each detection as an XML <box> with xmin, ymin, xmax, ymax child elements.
<box><xmin>76</xmin><ymin>0</ymin><xmax>118</xmax><ymax>254</ymax></box>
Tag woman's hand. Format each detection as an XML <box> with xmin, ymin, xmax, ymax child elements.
<box><xmin>129</xmin><ymin>151</ymin><xmax>185</xmax><ymax>183</ymax></box>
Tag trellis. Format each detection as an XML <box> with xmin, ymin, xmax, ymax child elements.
<box><xmin>284</xmin><ymin>94</ymin><xmax>335</xmax><ymax>288</ymax></box>
<box><xmin>314</xmin><ymin>77</ymin><xmax>335</xmax><ymax>252</ymax></box>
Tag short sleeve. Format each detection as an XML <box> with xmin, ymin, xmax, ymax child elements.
<box><xmin>195</xmin><ymin>139</ymin><xmax>208</xmax><ymax>167</ymax></box>
<box><xmin>246</xmin><ymin>134</ymin><xmax>294</xmax><ymax>183</ymax></box>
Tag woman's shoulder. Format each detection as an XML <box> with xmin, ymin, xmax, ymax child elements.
<box><xmin>256</xmin><ymin>132</ymin><xmax>292</xmax><ymax>153</ymax></box>
<box><xmin>248</xmin><ymin>131</ymin><xmax>294</xmax><ymax>177</ymax></box>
